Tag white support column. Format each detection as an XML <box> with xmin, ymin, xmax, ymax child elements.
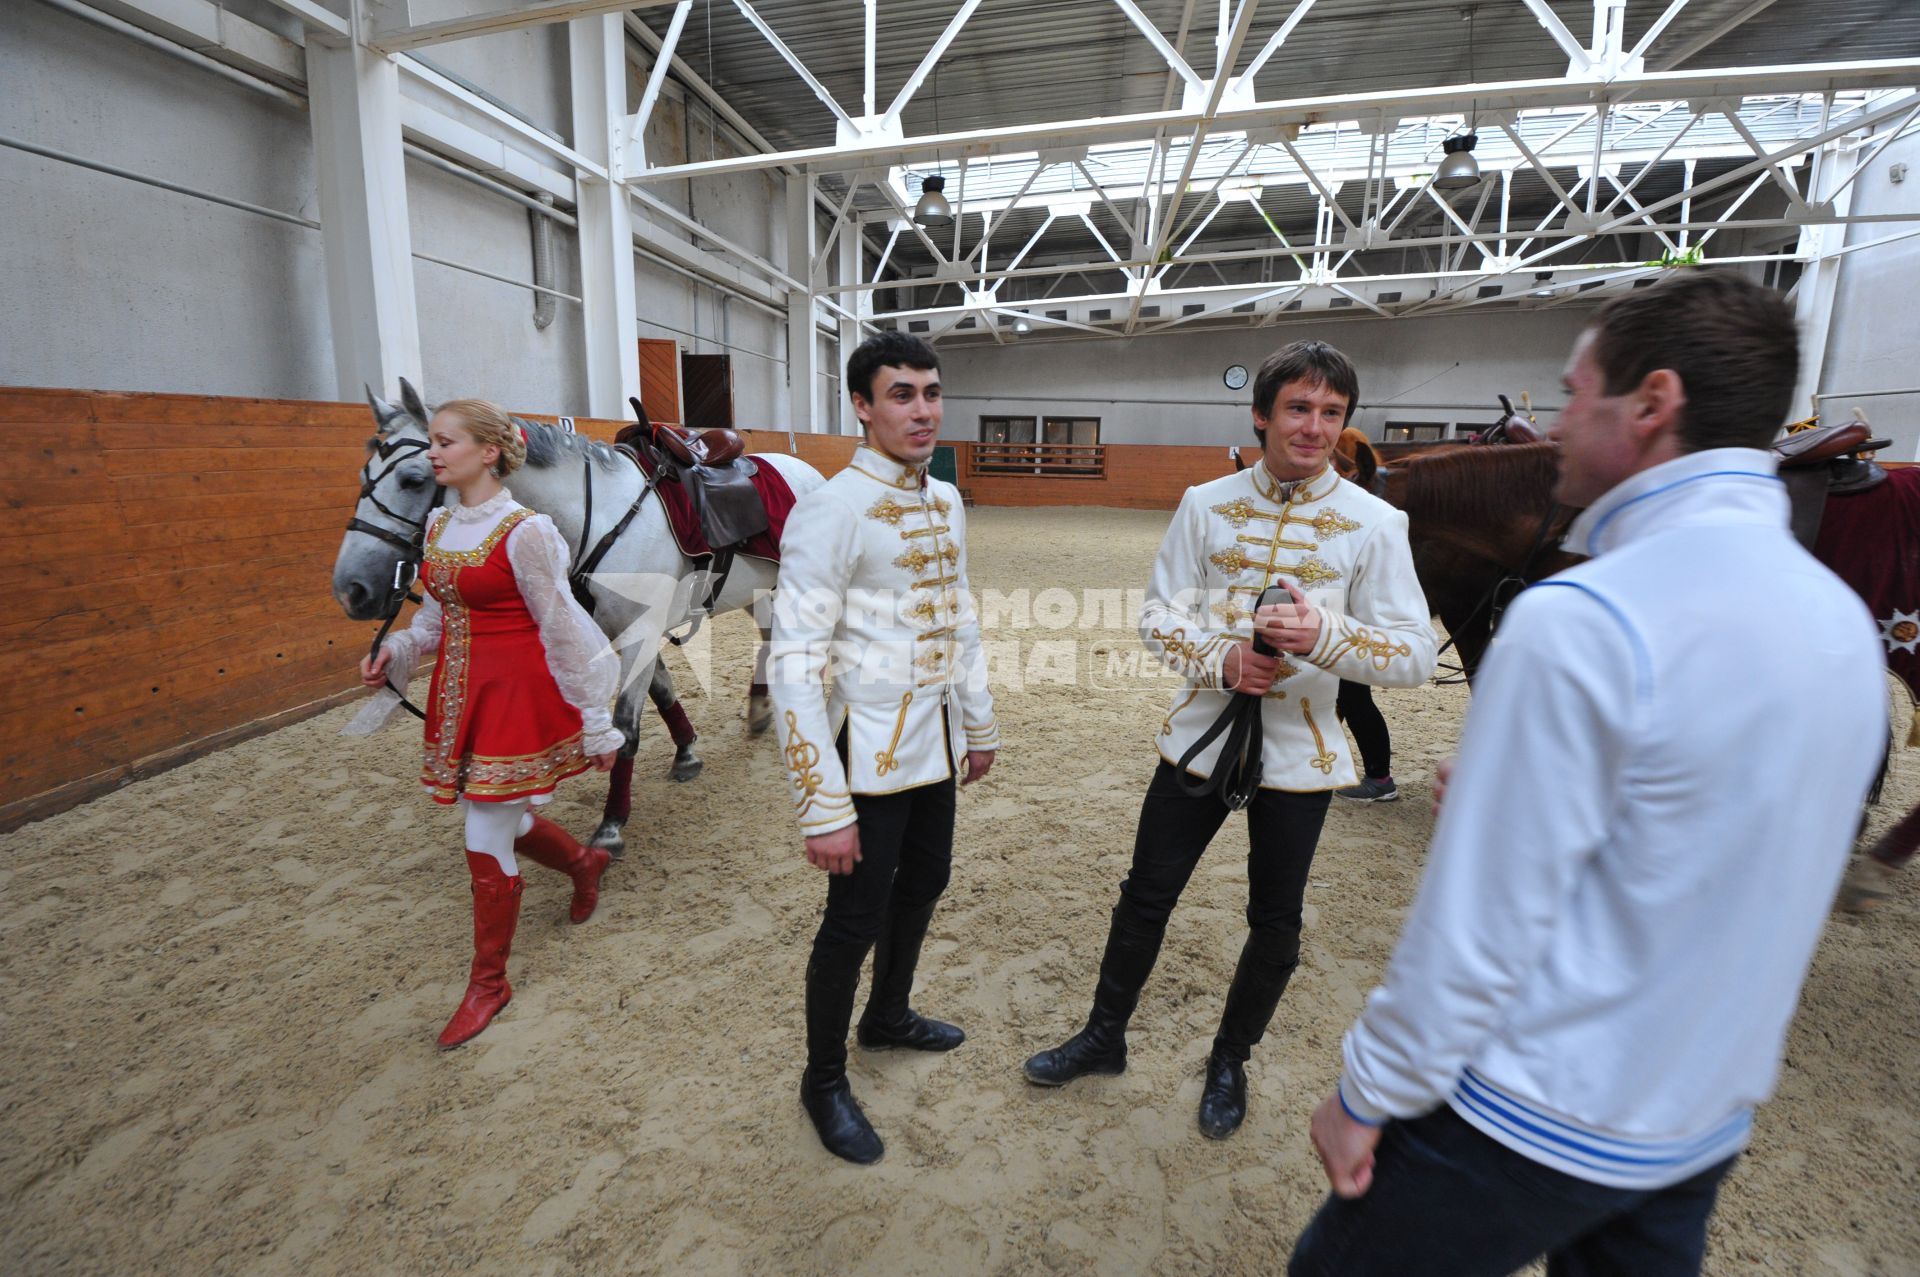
<box><xmin>308</xmin><ymin>40</ymin><xmax>422</xmax><ymax>401</ymax></box>
<box><xmin>570</xmin><ymin>14</ymin><xmax>641</xmax><ymax>418</ymax></box>
<box><xmin>786</xmin><ymin>173</ymin><xmax>821</xmax><ymax>433</ymax></box>
<box><xmin>1793</xmin><ymin>142</ymin><xmax>1858</xmax><ymax>422</ymax></box>
<box><xmin>838</xmin><ymin>214</ymin><xmax>864</xmax><ymax>436</ymax></box>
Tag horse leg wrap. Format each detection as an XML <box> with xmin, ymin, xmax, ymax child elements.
<box><xmin>659</xmin><ymin>701</ymin><xmax>697</xmax><ymax>748</ymax></box>
<box><xmin>602</xmin><ymin>755</ymin><xmax>635</xmax><ymax>827</ymax></box>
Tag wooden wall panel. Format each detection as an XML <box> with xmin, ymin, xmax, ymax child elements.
<box><xmin>0</xmin><ymin>388</ymin><xmax>379</xmax><ymax>830</ymax></box>
<box><xmin>951</xmin><ymin>440</ymin><xmax>1229</xmax><ymax>509</ymax></box>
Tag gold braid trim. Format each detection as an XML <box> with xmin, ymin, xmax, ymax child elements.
<box><xmin>783</xmin><ymin>711</ymin><xmax>845</xmax><ymax>818</ymax></box>
<box><xmin>1300</xmin><ymin>697</ymin><xmax>1337</xmax><ymax>774</ymax></box>
<box><xmin>874</xmin><ymin>691</ymin><xmax>913</xmax><ymax>776</ymax></box>
<box><xmin>1318</xmin><ymin>622</ymin><xmax>1412</xmax><ymax>671</ymax></box>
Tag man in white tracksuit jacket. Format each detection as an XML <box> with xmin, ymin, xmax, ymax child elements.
<box><xmin>1291</xmin><ymin>271</ymin><xmax>1886</xmax><ymax>1276</ymax></box>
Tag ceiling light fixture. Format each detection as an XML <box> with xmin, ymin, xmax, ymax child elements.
<box><xmin>1434</xmin><ymin>7</ymin><xmax>1483</xmax><ymax>190</ymax></box>
<box><xmin>915</xmin><ymin>64</ymin><xmax>956</xmax><ymax>227</ymax></box>
<box><xmin>914</xmin><ymin>174</ymin><xmax>954</xmax><ymax>227</ymax></box>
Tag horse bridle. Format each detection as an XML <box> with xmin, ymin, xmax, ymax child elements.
<box><xmin>1428</xmin><ymin>501</ymin><xmax>1566</xmax><ymax>684</ymax></box>
<box><xmin>346</xmin><ymin>434</ymin><xmax>445</xmax><ymax>719</ymax></box>
<box><xmin>1370</xmin><ymin>461</ymin><xmax>1563</xmax><ymax>685</ymax></box>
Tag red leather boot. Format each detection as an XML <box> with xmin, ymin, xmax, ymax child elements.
<box><xmin>513</xmin><ymin>814</ymin><xmax>611</xmax><ymax>924</ymax></box>
<box><xmin>437</xmin><ymin>853</ymin><xmax>523</xmax><ymax>1049</ymax></box>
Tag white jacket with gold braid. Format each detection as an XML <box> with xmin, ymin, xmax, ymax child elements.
<box><xmin>1146</xmin><ymin>459</ymin><xmax>1437</xmax><ymax>791</ymax></box>
<box><xmin>768</xmin><ymin>445</ymin><xmax>999</xmax><ymax>836</ymax></box>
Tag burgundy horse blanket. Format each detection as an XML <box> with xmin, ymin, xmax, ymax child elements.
<box><xmin>1814</xmin><ymin>466</ymin><xmax>1920</xmax><ymax>732</ymax></box>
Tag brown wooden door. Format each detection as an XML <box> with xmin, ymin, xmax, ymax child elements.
<box><xmin>637</xmin><ymin>337</ymin><xmax>681</xmax><ymax>425</ymax></box>
<box><xmin>681</xmin><ymin>353</ymin><xmax>734</xmax><ymax>430</ymax></box>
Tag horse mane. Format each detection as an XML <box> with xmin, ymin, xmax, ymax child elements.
<box><xmin>514</xmin><ymin>416</ymin><xmax>626</xmax><ymax>472</ymax></box>
<box><xmin>1397</xmin><ymin>442</ymin><xmax>1559</xmax><ymax>526</ymax></box>
<box><xmin>369</xmin><ymin>403</ymin><xmax>624</xmax><ymax>472</ymax></box>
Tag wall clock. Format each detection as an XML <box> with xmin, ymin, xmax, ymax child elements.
<box><xmin>1223</xmin><ymin>364</ymin><xmax>1249</xmax><ymax>390</ymax></box>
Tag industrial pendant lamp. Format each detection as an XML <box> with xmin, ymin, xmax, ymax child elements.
<box><xmin>1434</xmin><ymin>6</ymin><xmax>1483</xmax><ymax>190</ymax></box>
<box><xmin>914</xmin><ymin>62</ymin><xmax>957</xmax><ymax>227</ymax></box>
<box><xmin>914</xmin><ymin>174</ymin><xmax>953</xmax><ymax>226</ymax></box>
<box><xmin>1434</xmin><ymin>135</ymin><xmax>1481</xmax><ymax>189</ymax></box>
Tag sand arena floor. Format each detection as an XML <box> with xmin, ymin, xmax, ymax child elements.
<box><xmin>2</xmin><ymin>506</ymin><xmax>1916</xmax><ymax>1275</ymax></box>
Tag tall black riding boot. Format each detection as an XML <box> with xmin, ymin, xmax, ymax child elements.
<box><xmin>857</xmin><ymin>899</ymin><xmax>965</xmax><ymax>1052</ymax></box>
<box><xmin>1023</xmin><ymin>901</ymin><xmax>1167</xmax><ymax>1087</ymax></box>
<box><xmin>1197</xmin><ymin>928</ymin><xmax>1300</xmax><ymax>1140</ymax></box>
<box><xmin>800</xmin><ymin>940</ymin><xmax>884</xmax><ymax>1165</ymax></box>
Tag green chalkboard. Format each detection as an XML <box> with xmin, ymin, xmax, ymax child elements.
<box><xmin>930</xmin><ymin>445</ymin><xmax>959</xmax><ymax>486</ymax></box>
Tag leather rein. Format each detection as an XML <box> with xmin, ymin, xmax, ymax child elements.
<box><xmin>347</xmin><ymin>434</ymin><xmax>443</xmax><ymax>720</ymax></box>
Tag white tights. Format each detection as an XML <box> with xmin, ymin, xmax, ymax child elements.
<box><xmin>461</xmin><ymin>799</ymin><xmax>537</xmax><ymax>875</ymax></box>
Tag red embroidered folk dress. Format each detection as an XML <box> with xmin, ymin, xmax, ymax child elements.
<box><xmin>366</xmin><ymin>490</ymin><xmax>624</xmax><ymax>806</ymax></box>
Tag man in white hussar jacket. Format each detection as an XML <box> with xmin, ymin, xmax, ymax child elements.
<box><xmin>767</xmin><ymin>332</ymin><xmax>997</xmax><ymax>1165</ymax></box>
<box><xmin>1292</xmin><ymin>272</ymin><xmax>1887</xmax><ymax>1276</ymax></box>
<box><xmin>1023</xmin><ymin>340</ymin><xmax>1437</xmax><ymax>1141</ymax></box>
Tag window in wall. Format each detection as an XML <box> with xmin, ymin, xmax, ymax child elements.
<box><xmin>980</xmin><ymin>416</ymin><xmax>1037</xmax><ymax>443</ymax></box>
<box><xmin>1382</xmin><ymin>421</ymin><xmax>1446</xmax><ymax>442</ymax></box>
<box><xmin>1042</xmin><ymin>417</ymin><xmax>1100</xmax><ymax>445</ymax></box>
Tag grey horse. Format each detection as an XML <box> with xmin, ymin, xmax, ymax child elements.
<box><xmin>330</xmin><ymin>379</ymin><xmax>824</xmax><ymax>858</ymax></box>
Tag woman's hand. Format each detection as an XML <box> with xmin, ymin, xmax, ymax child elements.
<box><xmin>590</xmin><ymin>751</ymin><xmax>617</xmax><ymax>772</ymax></box>
<box><xmin>360</xmin><ymin>647</ymin><xmax>393</xmax><ymax>689</ymax></box>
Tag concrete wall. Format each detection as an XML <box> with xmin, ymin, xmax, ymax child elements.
<box><xmin>0</xmin><ymin>0</ymin><xmax>336</xmax><ymax>400</ymax></box>
<box><xmin>1820</xmin><ymin>128</ymin><xmax>1920</xmax><ymax>460</ymax></box>
<box><xmin>935</xmin><ymin>307</ymin><xmax>1598</xmax><ymax>447</ymax></box>
<box><xmin>0</xmin><ymin>2</ymin><xmax>817</xmax><ymax>427</ymax></box>
<box><xmin>409</xmin><ymin>161</ymin><xmax>590</xmax><ymax>410</ymax></box>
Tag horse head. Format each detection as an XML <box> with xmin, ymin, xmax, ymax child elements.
<box><xmin>1332</xmin><ymin>426</ymin><xmax>1379</xmax><ymax>491</ymax></box>
<box><xmin>331</xmin><ymin>378</ymin><xmax>441</xmax><ymax>620</ymax></box>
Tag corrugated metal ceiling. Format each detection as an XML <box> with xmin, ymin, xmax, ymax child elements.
<box><xmin>637</xmin><ymin>0</ymin><xmax>1920</xmax><ymax>155</ymax></box>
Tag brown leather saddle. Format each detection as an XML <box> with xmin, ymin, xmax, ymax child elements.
<box><xmin>653</xmin><ymin>419</ymin><xmax>747</xmax><ymax>469</ymax></box>
<box><xmin>620</xmin><ymin>398</ymin><xmax>768</xmax><ymax>551</ymax></box>
<box><xmin>1774</xmin><ymin>418</ymin><xmax>1891</xmax><ymax>550</ymax></box>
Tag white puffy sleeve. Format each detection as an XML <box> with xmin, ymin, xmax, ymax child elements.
<box><xmin>505</xmin><ymin>514</ymin><xmax>625</xmax><ymax>757</ymax></box>
<box><xmin>340</xmin><ymin>594</ymin><xmax>442</xmax><ymax>737</ymax></box>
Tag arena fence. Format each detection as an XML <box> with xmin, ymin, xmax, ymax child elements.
<box><xmin>0</xmin><ymin>390</ymin><xmax>1219</xmax><ymax>828</ymax></box>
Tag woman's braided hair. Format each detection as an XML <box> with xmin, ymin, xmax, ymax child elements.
<box><xmin>435</xmin><ymin>398</ymin><xmax>527</xmax><ymax>477</ymax></box>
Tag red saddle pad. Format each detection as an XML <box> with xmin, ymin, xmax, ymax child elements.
<box><xmin>625</xmin><ymin>447</ymin><xmax>795</xmax><ymax>563</ymax></box>
<box><xmin>1815</xmin><ymin>465</ymin><xmax>1920</xmax><ymax>705</ymax></box>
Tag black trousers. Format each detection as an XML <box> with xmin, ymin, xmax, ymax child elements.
<box><xmin>1289</xmin><ymin>1106</ymin><xmax>1737</xmax><ymax>1277</ymax></box>
<box><xmin>1336</xmin><ymin>679</ymin><xmax>1392</xmax><ymax>780</ymax></box>
<box><xmin>810</xmin><ymin>777</ymin><xmax>957</xmax><ymax>954</ymax></box>
<box><xmin>1122</xmin><ymin>761</ymin><xmax>1331</xmax><ymax>947</ymax></box>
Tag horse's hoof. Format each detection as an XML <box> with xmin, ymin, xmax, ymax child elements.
<box><xmin>670</xmin><ymin>749</ymin><xmax>704</xmax><ymax>782</ymax></box>
<box><xmin>588</xmin><ymin>822</ymin><xmax>626</xmax><ymax>861</ymax></box>
<box><xmin>747</xmin><ymin>696</ymin><xmax>774</xmax><ymax>735</ymax></box>
<box><xmin>1836</xmin><ymin>857</ymin><xmax>1897</xmax><ymax>914</ymax></box>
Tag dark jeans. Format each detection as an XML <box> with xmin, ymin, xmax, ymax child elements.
<box><xmin>810</xmin><ymin>776</ymin><xmax>957</xmax><ymax>954</ymax></box>
<box><xmin>1289</xmin><ymin>1105</ymin><xmax>1738</xmax><ymax>1277</ymax></box>
<box><xmin>1336</xmin><ymin>679</ymin><xmax>1392</xmax><ymax>780</ymax></box>
<box><xmin>1123</xmin><ymin>761</ymin><xmax>1331</xmax><ymax>940</ymax></box>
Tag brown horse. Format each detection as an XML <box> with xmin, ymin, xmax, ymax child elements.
<box><xmin>1351</xmin><ymin>440</ymin><xmax>1582</xmax><ymax>678</ymax></box>
<box><xmin>1371</xmin><ymin>441</ymin><xmax>1920</xmax><ymax>908</ymax></box>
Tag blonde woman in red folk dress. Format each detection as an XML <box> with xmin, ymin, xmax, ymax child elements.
<box><xmin>356</xmin><ymin>398</ymin><xmax>623</xmax><ymax>1049</ymax></box>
